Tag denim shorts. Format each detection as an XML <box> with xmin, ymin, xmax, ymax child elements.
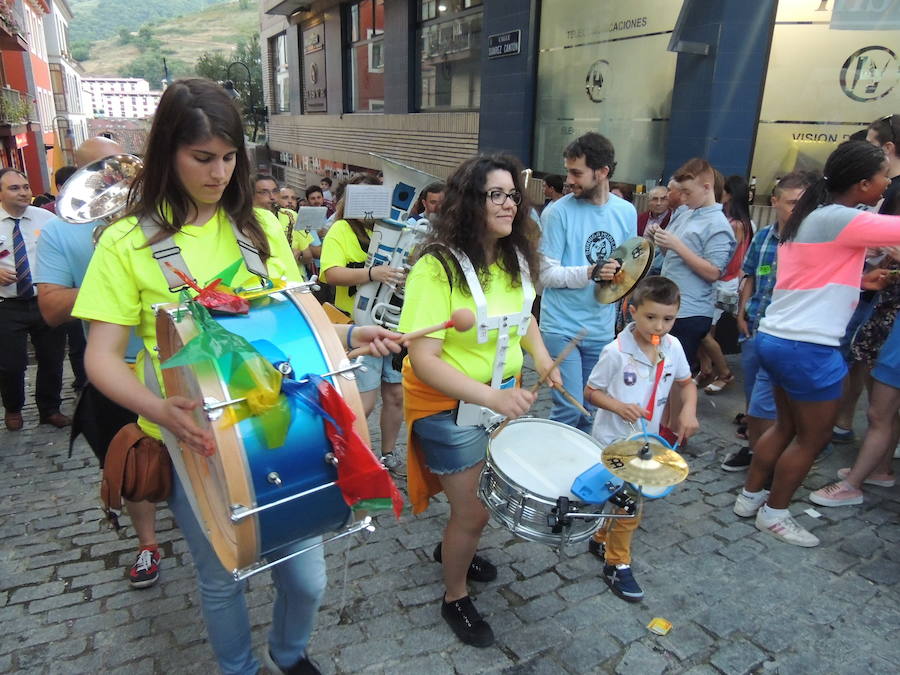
<box><xmin>757</xmin><ymin>332</ymin><xmax>846</xmax><ymax>402</ymax></box>
<box><xmin>412</xmin><ymin>409</ymin><xmax>488</xmax><ymax>475</ymax></box>
<box><xmin>741</xmin><ymin>335</ymin><xmax>776</xmax><ymax>420</ymax></box>
<box><xmin>872</xmin><ymin>319</ymin><xmax>900</xmax><ymax>389</ymax></box>
<box><xmin>355</xmin><ymin>353</ymin><xmax>402</xmax><ymax>393</ymax></box>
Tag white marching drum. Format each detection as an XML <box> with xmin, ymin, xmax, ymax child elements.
<box><xmin>479</xmin><ymin>419</ymin><xmax>624</xmax><ymax>546</ymax></box>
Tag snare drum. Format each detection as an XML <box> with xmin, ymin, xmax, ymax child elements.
<box><xmin>479</xmin><ymin>419</ymin><xmax>617</xmax><ymax>546</ymax></box>
<box><xmin>157</xmin><ymin>286</ymin><xmax>369</xmax><ymax>575</ymax></box>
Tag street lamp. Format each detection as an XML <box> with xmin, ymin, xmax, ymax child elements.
<box><xmin>224</xmin><ymin>61</ymin><xmax>266</xmax><ymax>143</ymax></box>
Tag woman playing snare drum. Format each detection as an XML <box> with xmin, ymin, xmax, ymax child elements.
<box><xmin>73</xmin><ymin>79</ymin><xmax>397</xmax><ymax>675</ymax></box>
<box><xmin>400</xmin><ymin>154</ymin><xmax>560</xmax><ymax>647</ymax></box>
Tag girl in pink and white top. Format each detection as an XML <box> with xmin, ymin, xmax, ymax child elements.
<box><xmin>733</xmin><ymin>140</ymin><xmax>900</xmax><ymax>547</ymax></box>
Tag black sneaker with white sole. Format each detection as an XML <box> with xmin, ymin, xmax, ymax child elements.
<box><xmin>441</xmin><ymin>595</ymin><xmax>494</xmax><ymax>647</ymax></box>
<box><xmin>721</xmin><ymin>446</ymin><xmax>753</xmax><ymax>472</ymax></box>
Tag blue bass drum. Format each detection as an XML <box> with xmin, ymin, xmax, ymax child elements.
<box><xmin>156</xmin><ymin>286</ymin><xmax>368</xmax><ymax>576</ymax></box>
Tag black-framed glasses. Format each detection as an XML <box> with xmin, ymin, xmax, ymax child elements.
<box><xmin>484</xmin><ymin>189</ymin><xmax>522</xmax><ymax>206</ymax></box>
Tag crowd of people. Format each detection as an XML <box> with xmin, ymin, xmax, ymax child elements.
<box><xmin>3</xmin><ymin>74</ymin><xmax>898</xmax><ymax>673</ymax></box>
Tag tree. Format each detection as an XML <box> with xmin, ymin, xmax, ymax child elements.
<box><xmin>71</xmin><ymin>40</ymin><xmax>91</xmax><ymax>62</ymax></box>
<box><xmin>122</xmin><ymin>53</ymin><xmax>190</xmax><ymax>87</ymax></box>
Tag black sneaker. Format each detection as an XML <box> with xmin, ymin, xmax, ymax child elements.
<box><xmin>602</xmin><ymin>563</ymin><xmax>644</xmax><ymax>603</ymax></box>
<box><xmin>263</xmin><ymin>649</ymin><xmax>321</xmax><ymax>675</ymax></box>
<box><xmin>721</xmin><ymin>447</ymin><xmax>753</xmax><ymax>472</ymax></box>
<box><xmin>129</xmin><ymin>548</ymin><xmax>160</xmax><ymax>589</ymax></box>
<box><xmin>441</xmin><ymin>594</ymin><xmax>494</xmax><ymax>648</ymax></box>
<box><xmin>433</xmin><ymin>543</ymin><xmax>497</xmax><ymax>582</ymax></box>
<box><xmin>588</xmin><ymin>538</ymin><xmax>605</xmax><ymax>559</ymax></box>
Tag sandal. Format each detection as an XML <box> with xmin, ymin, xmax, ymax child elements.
<box><xmin>704</xmin><ymin>373</ymin><xmax>734</xmax><ymax>394</ymax></box>
<box><xmin>732</xmin><ymin>413</ymin><xmax>747</xmax><ymax>426</ymax></box>
<box><xmin>693</xmin><ymin>371</ymin><xmax>715</xmax><ymax>388</ymax></box>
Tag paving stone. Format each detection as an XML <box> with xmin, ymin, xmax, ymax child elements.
<box><xmin>512</xmin><ymin>593</ymin><xmax>566</xmax><ymax>623</ymax></box>
<box><xmin>508</xmin><ymin>571</ymin><xmax>563</xmax><ymax>600</ymax></box>
<box><xmin>656</xmin><ymin>621</ymin><xmax>714</xmax><ymax>661</ymax></box>
<box><xmin>9</xmin><ymin>581</ymin><xmax>67</xmax><ymax>605</ymax></box>
<box><xmin>840</xmin><ymin>531</ymin><xmax>884</xmax><ymax>558</ymax></box>
<box><xmin>503</xmin><ymin>620</ymin><xmax>570</xmax><ymax>660</ymax></box>
<box><xmin>857</xmin><ymin>557</ymin><xmax>900</xmax><ymax>585</ymax></box>
<box><xmin>709</xmin><ymin>637</ymin><xmax>767</xmax><ymax>674</ymax></box>
<box><xmin>446</xmin><ymin>645</ymin><xmax>515</xmax><ymax>673</ymax></box>
<box><xmin>615</xmin><ymin>642</ymin><xmax>667</xmax><ymax>675</ymax></box>
<box><xmin>554</xmin><ymin>629</ymin><xmax>620</xmax><ymax>671</ymax></box>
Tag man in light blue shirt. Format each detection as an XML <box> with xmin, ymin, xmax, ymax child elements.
<box><xmin>34</xmin><ymin>137</ymin><xmax>161</xmax><ymax>590</ymax></box>
<box><xmin>539</xmin><ymin>132</ymin><xmax>637</xmax><ymax>431</ymax></box>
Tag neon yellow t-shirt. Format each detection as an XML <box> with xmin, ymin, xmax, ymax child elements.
<box><xmin>320</xmin><ymin>219</ymin><xmax>370</xmax><ymax>314</ymax></box>
<box><xmin>398</xmin><ymin>253</ymin><xmax>528</xmax><ymax>384</ymax></box>
<box><xmin>72</xmin><ymin>206</ymin><xmax>301</xmax><ymax>439</ymax></box>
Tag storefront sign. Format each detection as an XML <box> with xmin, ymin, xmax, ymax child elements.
<box><xmin>14</xmin><ymin>133</ymin><xmax>27</xmax><ymax>149</ymax></box>
<box><xmin>488</xmin><ymin>30</ymin><xmax>521</xmax><ymax>58</ymax></box>
<box><xmin>303</xmin><ymin>23</ymin><xmax>327</xmax><ymax>113</ymax></box>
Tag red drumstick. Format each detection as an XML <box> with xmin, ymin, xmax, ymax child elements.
<box><xmin>346</xmin><ymin>308</ymin><xmax>475</xmax><ymax>358</ymax></box>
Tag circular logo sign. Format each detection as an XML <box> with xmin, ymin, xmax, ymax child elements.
<box><xmin>585</xmin><ymin>59</ymin><xmax>611</xmax><ymax>103</ymax></box>
<box><xmin>840</xmin><ymin>45</ymin><xmax>898</xmax><ymax>102</ymax></box>
<box><xmin>584</xmin><ymin>231</ymin><xmax>617</xmax><ymax>264</ymax></box>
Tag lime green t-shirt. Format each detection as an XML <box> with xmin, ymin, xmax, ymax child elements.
<box><xmin>320</xmin><ymin>219</ymin><xmax>370</xmax><ymax>314</ymax></box>
<box><xmin>72</xmin><ymin>206</ymin><xmax>301</xmax><ymax>439</ymax></box>
<box><xmin>398</xmin><ymin>254</ymin><xmax>528</xmax><ymax>384</ymax></box>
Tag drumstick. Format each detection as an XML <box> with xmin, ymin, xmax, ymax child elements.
<box><xmin>557</xmin><ymin>385</ymin><xmax>592</xmax><ymax>418</ymax></box>
<box><xmin>493</xmin><ymin>329</ymin><xmax>588</xmax><ymax>435</ymax></box>
<box><xmin>346</xmin><ymin>308</ymin><xmax>476</xmax><ymax>358</ymax></box>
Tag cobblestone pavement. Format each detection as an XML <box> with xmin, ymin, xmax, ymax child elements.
<box><xmin>2</xmin><ymin>356</ymin><xmax>900</xmax><ymax>674</ymax></box>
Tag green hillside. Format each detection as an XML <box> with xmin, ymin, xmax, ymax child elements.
<box><xmin>77</xmin><ymin>0</ymin><xmax>258</xmax><ymax>82</ymax></box>
<box><xmin>68</xmin><ymin>0</ymin><xmax>232</xmax><ymax>44</ymax></box>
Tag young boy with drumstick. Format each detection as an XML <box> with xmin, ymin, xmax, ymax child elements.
<box><xmin>584</xmin><ymin>276</ymin><xmax>698</xmax><ymax>602</ymax></box>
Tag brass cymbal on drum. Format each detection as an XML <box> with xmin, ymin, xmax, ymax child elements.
<box><xmin>594</xmin><ymin>237</ymin><xmax>654</xmax><ymax>304</ymax></box>
<box><xmin>601</xmin><ymin>437</ymin><xmax>689</xmax><ymax>487</ymax></box>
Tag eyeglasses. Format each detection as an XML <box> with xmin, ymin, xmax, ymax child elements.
<box><xmin>484</xmin><ymin>189</ymin><xmax>522</xmax><ymax>206</ymax></box>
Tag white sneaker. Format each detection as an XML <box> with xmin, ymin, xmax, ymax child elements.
<box><xmin>733</xmin><ymin>490</ymin><xmax>769</xmax><ymax>517</ymax></box>
<box><xmin>755</xmin><ymin>510</ymin><xmax>820</xmax><ymax>547</ymax></box>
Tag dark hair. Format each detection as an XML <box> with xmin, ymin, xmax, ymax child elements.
<box><xmin>254</xmin><ymin>175</ymin><xmax>278</xmax><ymax>189</ymax></box>
<box><xmin>781</xmin><ymin>140</ymin><xmax>888</xmax><ymax>242</ymax></box>
<box><xmin>773</xmin><ymin>170</ymin><xmax>817</xmax><ymax>198</ymax></box>
<box><xmin>305</xmin><ymin>185</ymin><xmax>323</xmax><ymax>199</ymax></box>
<box><xmin>869</xmin><ymin>114</ymin><xmax>898</xmax><ymax>156</ymax></box>
<box><xmin>32</xmin><ymin>193</ymin><xmax>54</xmax><ymax>207</ymax></box>
<box><xmin>320</xmin><ymin>176</ymin><xmax>332</xmax><ymax>187</ymax></box>
<box><xmin>416</xmin><ymin>181</ymin><xmax>445</xmax><ymax>212</ymax></box>
<box><xmin>126</xmin><ymin>78</ymin><xmax>270</xmax><ymax>259</ymax></box>
<box><xmin>609</xmin><ymin>181</ymin><xmax>634</xmax><ymax>203</ymax></box>
<box><xmin>416</xmin><ymin>153</ymin><xmax>540</xmax><ymax>294</ymax></box>
<box><xmin>630</xmin><ymin>275</ymin><xmax>680</xmax><ymax>308</ymax></box>
<box><xmin>334</xmin><ymin>173</ymin><xmax>382</xmax><ymax>249</ymax></box>
<box><xmin>723</xmin><ymin>175</ymin><xmax>752</xmax><ymax>241</ymax></box>
<box><xmin>544</xmin><ymin>174</ymin><xmax>564</xmax><ymax>194</ymax></box>
<box><xmin>564</xmin><ymin>132</ymin><xmax>617</xmax><ymax>177</ymax></box>
<box><xmin>54</xmin><ymin>165</ymin><xmax>77</xmax><ymax>189</ymax></box>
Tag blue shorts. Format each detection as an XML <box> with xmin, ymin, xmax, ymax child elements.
<box><xmin>412</xmin><ymin>409</ymin><xmax>488</xmax><ymax>475</ymax></box>
<box><xmin>872</xmin><ymin>319</ymin><xmax>900</xmax><ymax>389</ymax></box>
<box><xmin>355</xmin><ymin>353</ymin><xmax>402</xmax><ymax>393</ymax></box>
<box><xmin>757</xmin><ymin>333</ymin><xmax>846</xmax><ymax>402</ymax></box>
<box><xmin>741</xmin><ymin>335</ymin><xmax>776</xmax><ymax>420</ymax></box>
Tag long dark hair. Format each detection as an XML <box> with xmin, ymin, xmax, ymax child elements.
<box><xmin>127</xmin><ymin>78</ymin><xmax>270</xmax><ymax>260</ymax></box>
<box><xmin>416</xmin><ymin>153</ymin><xmax>540</xmax><ymax>294</ymax></box>
<box><xmin>781</xmin><ymin>140</ymin><xmax>888</xmax><ymax>242</ymax></box>
<box><xmin>723</xmin><ymin>175</ymin><xmax>753</xmax><ymax>243</ymax></box>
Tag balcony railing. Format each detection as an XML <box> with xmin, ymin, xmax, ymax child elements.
<box><xmin>0</xmin><ymin>88</ymin><xmax>34</xmax><ymax>126</ymax></box>
<box><xmin>0</xmin><ymin>3</ymin><xmax>26</xmax><ymax>51</ymax></box>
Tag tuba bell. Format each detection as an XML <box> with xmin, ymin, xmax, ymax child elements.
<box><xmin>56</xmin><ymin>154</ymin><xmax>142</xmax><ymax>246</ymax></box>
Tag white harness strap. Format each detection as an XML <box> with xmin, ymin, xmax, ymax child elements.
<box><xmin>451</xmin><ymin>250</ymin><xmax>534</xmax><ymax>388</ymax></box>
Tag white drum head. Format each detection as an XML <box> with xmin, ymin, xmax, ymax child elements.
<box><xmin>489</xmin><ymin>419</ymin><xmax>603</xmax><ymax>500</ymax></box>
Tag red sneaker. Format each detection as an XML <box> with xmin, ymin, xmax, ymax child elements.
<box><xmin>129</xmin><ymin>547</ymin><xmax>161</xmax><ymax>589</ymax></box>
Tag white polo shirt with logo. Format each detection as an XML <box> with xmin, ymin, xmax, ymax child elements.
<box><xmin>587</xmin><ymin>323</ymin><xmax>691</xmax><ymax>447</ymax></box>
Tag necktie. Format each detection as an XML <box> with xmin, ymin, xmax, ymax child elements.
<box><xmin>11</xmin><ymin>218</ymin><xmax>33</xmax><ymax>298</ymax></box>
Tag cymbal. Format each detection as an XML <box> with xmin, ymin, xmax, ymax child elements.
<box><xmin>594</xmin><ymin>237</ymin><xmax>654</xmax><ymax>304</ymax></box>
<box><xmin>601</xmin><ymin>437</ymin><xmax>689</xmax><ymax>487</ymax></box>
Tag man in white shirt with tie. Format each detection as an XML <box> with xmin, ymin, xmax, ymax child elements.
<box><xmin>0</xmin><ymin>168</ymin><xmax>68</xmax><ymax>431</ymax></box>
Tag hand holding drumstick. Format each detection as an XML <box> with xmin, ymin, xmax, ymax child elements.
<box><xmin>345</xmin><ymin>308</ymin><xmax>478</xmax><ymax>358</ymax></box>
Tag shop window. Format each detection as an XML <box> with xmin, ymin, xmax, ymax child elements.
<box><xmin>417</xmin><ymin>0</ymin><xmax>482</xmax><ymax>111</ymax></box>
<box><xmin>345</xmin><ymin>0</ymin><xmax>384</xmax><ymax>112</ymax></box>
<box><xmin>271</xmin><ymin>33</ymin><xmax>290</xmax><ymax>113</ymax></box>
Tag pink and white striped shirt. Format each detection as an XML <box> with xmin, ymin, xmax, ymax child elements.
<box><xmin>759</xmin><ymin>204</ymin><xmax>900</xmax><ymax>346</ymax></box>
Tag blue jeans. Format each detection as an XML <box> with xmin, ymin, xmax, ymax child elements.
<box><xmin>541</xmin><ymin>330</ymin><xmax>610</xmax><ymax>433</ymax></box>
<box><xmin>167</xmin><ymin>471</ymin><xmax>327</xmax><ymax>675</ymax></box>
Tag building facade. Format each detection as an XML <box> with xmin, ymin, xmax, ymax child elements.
<box><xmin>43</xmin><ymin>0</ymin><xmax>87</xmax><ymax>166</ymax></box>
<box><xmin>82</xmin><ymin>77</ymin><xmax>162</xmax><ymax>119</ymax></box>
<box><xmin>260</xmin><ymin>0</ymin><xmax>899</xmax><ymax>205</ymax></box>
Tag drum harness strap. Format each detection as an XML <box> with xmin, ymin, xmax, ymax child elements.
<box><xmin>451</xmin><ymin>249</ymin><xmax>535</xmax><ymax>428</ymax></box>
<box><xmin>140</xmin><ymin>217</ymin><xmax>269</xmax><ymax>293</ymax></box>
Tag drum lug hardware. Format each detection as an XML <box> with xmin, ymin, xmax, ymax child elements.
<box><xmin>203</xmin><ymin>395</ymin><xmax>248</xmax><ymax>421</ymax></box>
<box><xmin>324</xmin><ymin>452</ymin><xmax>338</xmax><ymax>467</ymax></box>
<box><xmin>548</xmin><ymin>496</ymin><xmax>572</xmax><ymax>533</ymax></box>
<box><xmin>231</xmin><ymin>504</ymin><xmax>251</xmax><ymax>520</ymax></box>
<box><xmin>267</xmin><ymin>472</ymin><xmax>283</xmax><ymax>487</ymax></box>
